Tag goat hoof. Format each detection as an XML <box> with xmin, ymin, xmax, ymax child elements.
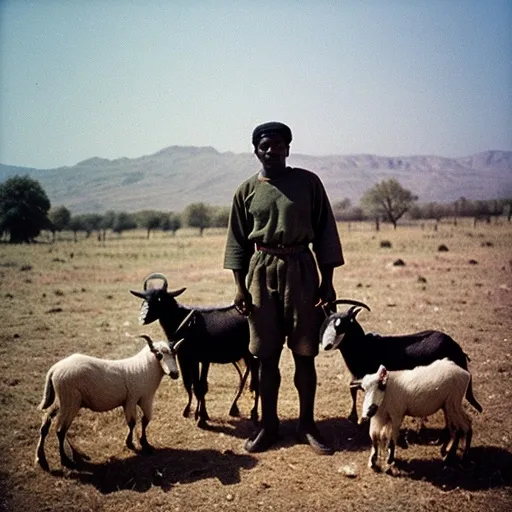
<box><xmin>245</xmin><ymin>428</ymin><xmax>279</xmax><ymax>453</ymax></box>
<box><xmin>197</xmin><ymin>418</ymin><xmax>209</xmax><ymax>429</ymax></box>
<box><xmin>36</xmin><ymin>456</ymin><xmax>50</xmax><ymax>472</ymax></box>
<box><xmin>141</xmin><ymin>443</ymin><xmax>155</xmax><ymax>455</ymax></box>
<box><xmin>385</xmin><ymin>465</ymin><xmax>399</xmax><ymax>476</ymax></box>
<box><xmin>70</xmin><ymin>447</ymin><xmax>90</xmax><ymax>463</ymax></box>
<box><xmin>61</xmin><ymin>458</ymin><xmax>76</xmax><ymax>470</ymax></box>
<box><xmin>229</xmin><ymin>405</ymin><xmax>240</xmax><ymax>417</ymax></box>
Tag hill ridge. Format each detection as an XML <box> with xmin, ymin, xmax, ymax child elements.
<box><xmin>1</xmin><ymin>148</ymin><xmax>511</xmax><ymax>214</ymax></box>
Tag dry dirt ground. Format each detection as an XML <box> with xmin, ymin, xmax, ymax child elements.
<box><xmin>0</xmin><ymin>221</ymin><xmax>511</xmax><ymax>512</ymax></box>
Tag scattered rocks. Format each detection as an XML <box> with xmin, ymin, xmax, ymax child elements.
<box><xmin>338</xmin><ymin>464</ymin><xmax>358</xmax><ymax>478</ymax></box>
<box><xmin>46</xmin><ymin>307</ymin><xmax>63</xmax><ymax>313</ymax></box>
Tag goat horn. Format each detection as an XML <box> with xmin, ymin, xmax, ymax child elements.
<box><xmin>139</xmin><ymin>334</ymin><xmax>156</xmax><ymax>350</ymax></box>
<box><xmin>331</xmin><ymin>299</ymin><xmax>371</xmax><ymax>311</ymax></box>
<box><xmin>350</xmin><ymin>380</ymin><xmax>363</xmax><ymax>390</ymax></box>
<box><xmin>172</xmin><ymin>338</ymin><xmax>185</xmax><ymax>352</ymax></box>
<box><xmin>174</xmin><ymin>310</ymin><xmax>195</xmax><ymax>336</ymax></box>
<box><xmin>143</xmin><ymin>273</ymin><xmax>168</xmax><ymax>291</ymax></box>
<box><xmin>169</xmin><ymin>287</ymin><xmax>186</xmax><ymax>298</ymax></box>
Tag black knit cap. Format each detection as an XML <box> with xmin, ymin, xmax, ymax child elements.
<box><xmin>252</xmin><ymin>121</ymin><xmax>292</xmax><ymax>146</ymax></box>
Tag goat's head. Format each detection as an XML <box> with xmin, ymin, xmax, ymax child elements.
<box><xmin>319</xmin><ymin>299</ymin><xmax>371</xmax><ymax>351</ymax></box>
<box><xmin>139</xmin><ymin>334</ymin><xmax>181</xmax><ymax>379</ymax></box>
<box><xmin>351</xmin><ymin>365</ymin><xmax>388</xmax><ymax>421</ymax></box>
<box><xmin>130</xmin><ymin>273</ymin><xmax>186</xmax><ymax>325</ymax></box>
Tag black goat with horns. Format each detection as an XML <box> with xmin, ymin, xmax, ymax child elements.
<box><xmin>319</xmin><ymin>299</ymin><xmax>483</xmax><ymax>424</ymax></box>
<box><xmin>131</xmin><ymin>273</ymin><xmax>259</xmax><ymax>428</ymax></box>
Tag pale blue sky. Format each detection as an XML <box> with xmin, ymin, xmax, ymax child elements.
<box><xmin>1</xmin><ymin>0</ymin><xmax>511</xmax><ymax>169</ymax></box>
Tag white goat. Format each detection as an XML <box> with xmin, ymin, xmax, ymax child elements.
<box><xmin>35</xmin><ymin>335</ymin><xmax>182</xmax><ymax>471</ymax></box>
<box><xmin>352</xmin><ymin>358</ymin><xmax>472</xmax><ymax>471</ymax></box>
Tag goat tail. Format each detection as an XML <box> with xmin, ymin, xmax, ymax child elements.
<box><xmin>464</xmin><ymin>351</ymin><xmax>472</xmax><ymax>363</ymax></box>
<box><xmin>465</xmin><ymin>375</ymin><xmax>483</xmax><ymax>413</ymax></box>
<box><xmin>38</xmin><ymin>369</ymin><xmax>56</xmax><ymax>410</ymax></box>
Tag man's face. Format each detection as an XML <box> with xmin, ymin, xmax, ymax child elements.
<box><xmin>254</xmin><ymin>134</ymin><xmax>289</xmax><ymax>170</ymax></box>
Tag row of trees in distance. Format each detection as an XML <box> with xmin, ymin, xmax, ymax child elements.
<box><xmin>0</xmin><ymin>174</ymin><xmax>510</xmax><ymax>243</ymax></box>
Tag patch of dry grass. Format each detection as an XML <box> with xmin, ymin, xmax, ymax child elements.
<box><xmin>1</xmin><ymin>220</ymin><xmax>511</xmax><ymax>512</ymax></box>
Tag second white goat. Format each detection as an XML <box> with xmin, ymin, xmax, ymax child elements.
<box><xmin>352</xmin><ymin>358</ymin><xmax>473</xmax><ymax>471</ymax></box>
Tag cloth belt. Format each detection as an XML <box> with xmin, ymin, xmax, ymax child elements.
<box><xmin>255</xmin><ymin>243</ymin><xmax>307</xmax><ymax>256</ymax></box>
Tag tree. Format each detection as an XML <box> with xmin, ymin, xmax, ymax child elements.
<box><xmin>183</xmin><ymin>202</ymin><xmax>211</xmax><ymax>235</ymax></box>
<box><xmin>68</xmin><ymin>216</ymin><xmax>85</xmax><ymax>242</ymax></box>
<box><xmin>67</xmin><ymin>213</ymin><xmax>103</xmax><ymax>241</ymax></box>
<box><xmin>473</xmin><ymin>200</ymin><xmax>491</xmax><ymax>226</ymax></box>
<box><xmin>162</xmin><ymin>212</ymin><xmax>182</xmax><ymax>235</ymax></box>
<box><xmin>332</xmin><ymin>198</ymin><xmax>365</xmax><ymax>222</ymax></box>
<box><xmin>332</xmin><ymin>198</ymin><xmax>352</xmax><ymax>220</ymax></box>
<box><xmin>80</xmin><ymin>213</ymin><xmax>103</xmax><ymax>237</ymax></box>
<box><xmin>211</xmin><ymin>206</ymin><xmax>230</xmax><ymax>228</ymax></box>
<box><xmin>48</xmin><ymin>206</ymin><xmax>71</xmax><ymax>241</ymax></box>
<box><xmin>0</xmin><ymin>175</ymin><xmax>51</xmax><ymax>243</ymax></box>
<box><xmin>360</xmin><ymin>179</ymin><xmax>418</xmax><ymax>229</ymax></box>
<box><xmin>504</xmin><ymin>200</ymin><xmax>512</xmax><ymax>222</ymax></box>
<box><xmin>134</xmin><ymin>210</ymin><xmax>163</xmax><ymax>239</ymax></box>
<box><xmin>112</xmin><ymin>212</ymin><xmax>136</xmax><ymax>235</ymax></box>
<box><xmin>99</xmin><ymin>210</ymin><xmax>116</xmax><ymax>241</ymax></box>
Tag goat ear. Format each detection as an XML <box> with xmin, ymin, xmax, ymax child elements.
<box><xmin>378</xmin><ymin>366</ymin><xmax>388</xmax><ymax>385</ymax></box>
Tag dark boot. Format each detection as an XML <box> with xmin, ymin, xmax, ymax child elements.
<box><xmin>245</xmin><ymin>354</ymin><xmax>281</xmax><ymax>453</ymax></box>
<box><xmin>294</xmin><ymin>353</ymin><xmax>334</xmax><ymax>455</ymax></box>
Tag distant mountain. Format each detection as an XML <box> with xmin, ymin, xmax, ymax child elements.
<box><xmin>1</xmin><ymin>147</ymin><xmax>511</xmax><ymax>214</ymax></box>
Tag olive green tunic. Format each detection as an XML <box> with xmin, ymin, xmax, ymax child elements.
<box><xmin>224</xmin><ymin>167</ymin><xmax>343</xmax><ymax>357</ymax></box>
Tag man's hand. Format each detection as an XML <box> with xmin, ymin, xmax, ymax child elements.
<box><xmin>234</xmin><ymin>288</ymin><xmax>253</xmax><ymax>316</ymax></box>
<box><xmin>317</xmin><ymin>281</ymin><xmax>336</xmax><ymax>309</ymax></box>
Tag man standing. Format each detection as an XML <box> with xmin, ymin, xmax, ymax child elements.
<box><xmin>224</xmin><ymin>122</ymin><xmax>343</xmax><ymax>454</ymax></box>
